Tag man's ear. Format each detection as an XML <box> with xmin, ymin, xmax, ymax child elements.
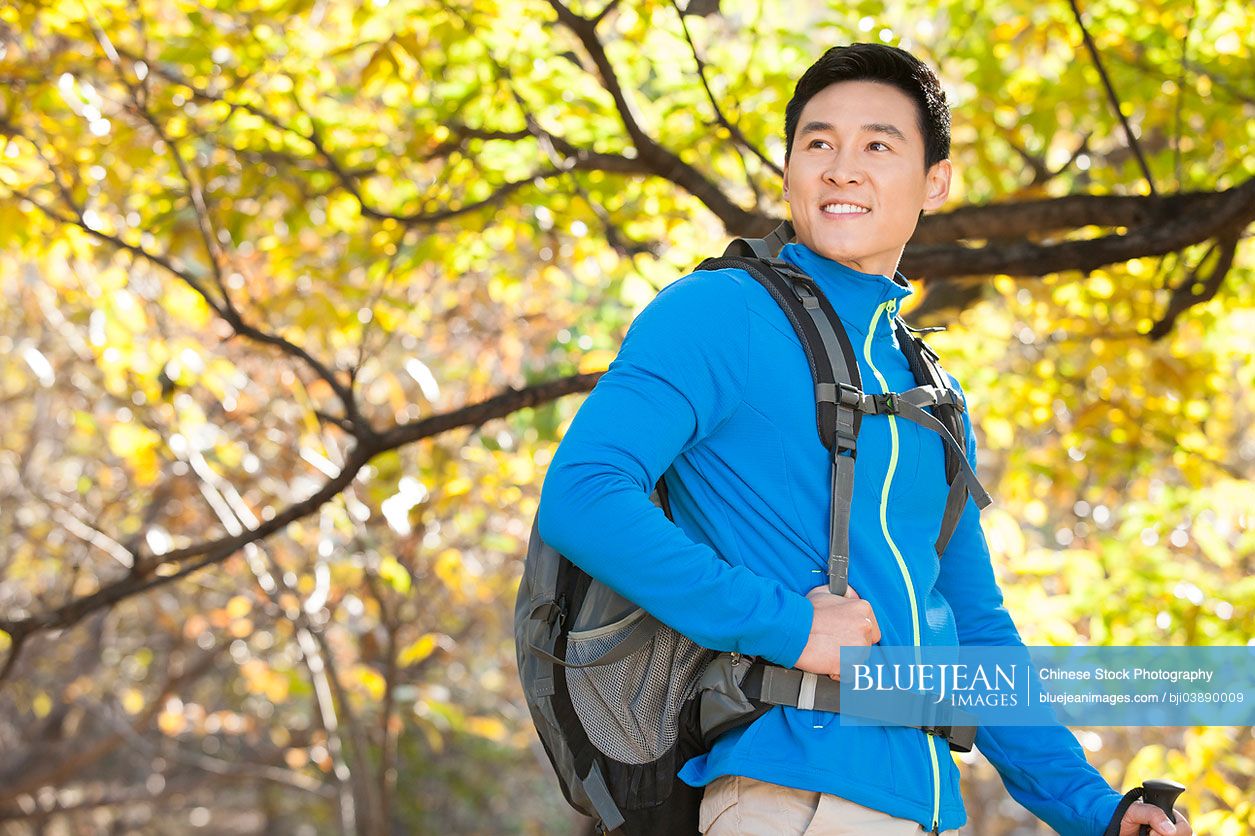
<box><xmin>782</xmin><ymin>157</ymin><xmax>790</xmax><ymax>201</ymax></box>
<box><xmin>922</xmin><ymin>159</ymin><xmax>951</xmax><ymax>211</ymax></box>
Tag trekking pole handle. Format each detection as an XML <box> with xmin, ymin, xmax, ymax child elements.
<box><xmin>1138</xmin><ymin>779</ymin><xmax>1185</xmax><ymax>836</ymax></box>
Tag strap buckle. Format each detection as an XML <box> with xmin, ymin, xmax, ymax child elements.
<box><xmin>836</xmin><ymin>383</ymin><xmax>862</xmax><ymax>408</ymax></box>
<box><xmin>790</xmin><ymin>279</ymin><xmax>821</xmax><ymax>309</ymax></box>
<box><xmin>922</xmin><ymin>723</ymin><xmax>977</xmax><ymax>753</ymax></box>
<box><xmin>816</xmin><ymin>382</ymin><xmax>863</xmax><ymax>407</ymax></box>
<box><xmin>530</xmin><ymin>599</ymin><xmax>565</xmax><ymax>626</ymax></box>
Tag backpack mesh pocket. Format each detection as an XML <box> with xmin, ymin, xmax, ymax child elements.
<box><xmin>566</xmin><ymin>609</ymin><xmax>712</xmax><ymax>765</ymax></box>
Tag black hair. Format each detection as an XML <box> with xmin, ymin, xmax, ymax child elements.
<box><xmin>784</xmin><ymin>43</ymin><xmax>950</xmax><ymax>169</ymax></box>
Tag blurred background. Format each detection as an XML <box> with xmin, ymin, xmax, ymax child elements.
<box><xmin>0</xmin><ymin>0</ymin><xmax>1251</xmax><ymax>832</ymax></box>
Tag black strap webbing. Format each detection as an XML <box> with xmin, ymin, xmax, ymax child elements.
<box><xmin>694</xmin><ymin>254</ymin><xmax>862</xmax><ymax>597</ymax></box>
<box><xmin>738</xmin><ymin>661</ymin><xmax>977</xmax><ymax>752</ymax></box>
<box><xmin>896</xmin><ymin>322</ymin><xmax>976</xmax><ymax>554</ymax></box>
<box><xmin>697</xmin><ymin>255</ymin><xmax>863</xmax><ymax>450</ymax></box>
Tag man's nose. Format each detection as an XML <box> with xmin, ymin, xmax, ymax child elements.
<box><xmin>823</xmin><ymin>150</ymin><xmax>864</xmax><ymax>185</ymax></box>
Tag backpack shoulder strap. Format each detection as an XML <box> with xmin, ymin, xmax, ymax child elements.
<box><xmin>693</xmin><ymin>250</ymin><xmax>860</xmax><ymax>597</ymax></box>
<box><xmin>894</xmin><ymin>320</ymin><xmax>991</xmax><ymax>554</ymax></box>
<box><xmin>696</xmin><ymin>254</ymin><xmax>862</xmax><ymax>450</ymax></box>
<box><xmin>721</xmin><ymin>220</ymin><xmax>795</xmax><ymax>260</ymax></box>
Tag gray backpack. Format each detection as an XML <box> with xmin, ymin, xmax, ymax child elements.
<box><xmin>515</xmin><ymin>224</ymin><xmax>988</xmax><ymax>834</ymax></box>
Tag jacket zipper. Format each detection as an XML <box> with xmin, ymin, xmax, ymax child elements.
<box><xmin>864</xmin><ymin>298</ymin><xmax>942</xmax><ymax>833</ymax></box>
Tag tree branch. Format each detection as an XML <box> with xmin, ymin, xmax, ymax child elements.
<box><xmin>591</xmin><ymin>0</ymin><xmax>623</xmax><ymax>27</ymax></box>
<box><xmin>91</xmin><ymin>34</ymin><xmax>239</xmax><ymax>318</ymax></box>
<box><xmin>669</xmin><ymin>0</ymin><xmax>782</xmax><ymax>179</ymax></box>
<box><xmin>7</xmin><ymin>176</ymin><xmax>363</xmax><ymax>432</ymax></box>
<box><xmin>544</xmin><ymin>0</ymin><xmax>768</xmax><ymax>234</ymax></box>
<box><xmin>178</xmin><ymin>441</ymin><xmax>363</xmax><ymax>832</ymax></box>
<box><xmin>0</xmin><ymin>373</ymin><xmax>602</xmax><ymax>656</ymax></box>
<box><xmin>456</xmin><ymin>22</ymin><xmax>661</xmax><ymax>261</ymax></box>
<box><xmin>1003</xmin><ymin>131</ymin><xmax>1091</xmax><ymax>189</ymax></box>
<box><xmin>120</xmin><ymin>47</ymin><xmax>651</xmax><ymax>228</ymax></box>
<box><xmin>126</xmin><ymin>92</ymin><xmax>238</xmax><ymax>318</ymax></box>
<box><xmin>912</xmin><ymin>180</ymin><xmax>1255</xmax><ymax>244</ymax></box>
<box><xmin>1067</xmin><ymin>0</ymin><xmax>1157</xmax><ymax>194</ymax></box>
<box><xmin>1147</xmin><ymin>233</ymin><xmax>1240</xmax><ymax>340</ymax></box>
<box><xmin>13</xmin><ymin>186</ymin><xmax>225</xmax><ymax>314</ymax></box>
<box><xmin>372</xmin><ymin>372</ymin><xmax>603</xmax><ymax>450</ymax></box>
<box><xmin>904</xmin><ymin>177</ymin><xmax>1255</xmax><ymax>278</ymax></box>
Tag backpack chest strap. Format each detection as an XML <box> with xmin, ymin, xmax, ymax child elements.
<box><xmin>815</xmin><ymin>382</ymin><xmax>992</xmax><ymax>511</ymax></box>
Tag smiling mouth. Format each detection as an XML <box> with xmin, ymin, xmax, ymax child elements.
<box><xmin>821</xmin><ymin>202</ymin><xmax>870</xmax><ymax>216</ymax></box>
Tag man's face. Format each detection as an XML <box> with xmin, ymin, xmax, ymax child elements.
<box><xmin>782</xmin><ymin>79</ymin><xmax>951</xmax><ymax>278</ymax></box>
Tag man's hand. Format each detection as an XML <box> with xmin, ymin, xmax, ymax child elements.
<box><xmin>1117</xmin><ymin>803</ymin><xmax>1191</xmax><ymax>836</ymax></box>
<box><xmin>793</xmin><ymin>585</ymin><xmax>880</xmax><ymax>678</ymax></box>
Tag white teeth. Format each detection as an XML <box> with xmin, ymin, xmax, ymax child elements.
<box><xmin>822</xmin><ymin>203</ymin><xmax>869</xmax><ymax>215</ymax></box>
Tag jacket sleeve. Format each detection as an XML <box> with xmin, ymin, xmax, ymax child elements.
<box><xmin>934</xmin><ymin>382</ymin><xmax>1123</xmax><ymax>836</ymax></box>
<box><xmin>537</xmin><ymin>271</ymin><xmax>813</xmax><ymax>667</ymax></box>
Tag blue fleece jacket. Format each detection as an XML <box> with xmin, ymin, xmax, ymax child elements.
<box><xmin>537</xmin><ymin>242</ymin><xmax>1123</xmax><ymax>834</ymax></box>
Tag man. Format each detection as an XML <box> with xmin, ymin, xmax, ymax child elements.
<box><xmin>537</xmin><ymin>43</ymin><xmax>1190</xmax><ymax>836</ymax></box>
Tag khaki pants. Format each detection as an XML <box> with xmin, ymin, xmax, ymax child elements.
<box><xmin>699</xmin><ymin>775</ymin><xmax>956</xmax><ymax>835</ymax></box>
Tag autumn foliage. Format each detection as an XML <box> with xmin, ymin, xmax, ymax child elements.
<box><xmin>0</xmin><ymin>0</ymin><xmax>1251</xmax><ymax>833</ymax></box>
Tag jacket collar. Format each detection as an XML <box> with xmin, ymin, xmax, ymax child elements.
<box><xmin>779</xmin><ymin>242</ymin><xmax>912</xmax><ymax>336</ymax></box>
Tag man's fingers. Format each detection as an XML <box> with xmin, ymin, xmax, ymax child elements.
<box><xmin>805</xmin><ymin>584</ymin><xmax>860</xmax><ymax>600</ymax></box>
<box><xmin>851</xmin><ymin>598</ymin><xmax>879</xmax><ymax>642</ymax></box>
<box><xmin>1120</xmin><ymin>802</ymin><xmax>1190</xmax><ymax>836</ymax></box>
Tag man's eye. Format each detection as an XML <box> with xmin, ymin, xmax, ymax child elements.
<box><xmin>810</xmin><ymin>139</ymin><xmax>831</xmax><ymax>149</ymax></box>
<box><xmin>869</xmin><ymin>141</ymin><xmax>890</xmax><ymax>151</ymax></box>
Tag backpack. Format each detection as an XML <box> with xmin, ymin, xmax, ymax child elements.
<box><xmin>515</xmin><ymin>222</ymin><xmax>991</xmax><ymax>834</ymax></box>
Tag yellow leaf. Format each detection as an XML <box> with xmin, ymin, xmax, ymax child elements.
<box><xmin>107</xmin><ymin>422</ymin><xmax>162</xmax><ymax>459</ymax></box>
<box><xmin>378</xmin><ymin>554</ymin><xmax>412</xmax><ymax>595</ymax></box>
<box><xmin>109</xmin><ymin>288</ymin><xmax>149</xmax><ymax>333</ymax></box>
<box><xmin>415</xmin><ymin>715</ymin><xmax>444</xmax><ymax>753</ymax></box>
<box><xmin>358</xmin><ymin>666</ymin><xmax>386</xmax><ymax>701</ymax></box>
<box><xmin>132</xmin><ymin>448</ymin><xmax>160</xmax><ymax>486</ymax></box>
<box><xmin>226</xmin><ymin>595</ymin><xmax>252</xmax><ymax>620</ymax></box>
<box><xmin>33</xmin><ymin>692</ymin><xmax>52</xmax><ymax>718</ymax></box>
<box><xmin>465</xmin><ymin>715</ymin><xmax>507</xmax><ymax>742</ymax></box>
<box><xmin>982</xmin><ymin>415</ymin><xmax>1014</xmax><ymax>450</ymax></box>
<box><xmin>264</xmin><ymin>674</ymin><xmax>290</xmax><ymax>704</ymax></box>
<box><xmin>121</xmin><ymin>688</ymin><xmax>144</xmax><ymax>715</ymax></box>
<box><xmin>435</xmin><ymin>549</ymin><xmax>463</xmax><ymax>593</ymax></box>
<box><xmin>578</xmin><ymin>350</ymin><xmax>615</xmax><ymax>374</ymax></box>
<box><xmin>399</xmin><ymin>633</ymin><xmax>439</xmax><ymax>667</ymax></box>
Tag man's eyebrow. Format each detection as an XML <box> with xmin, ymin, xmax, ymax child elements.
<box><xmin>797</xmin><ymin>120</ymin><xmax>909</xmax><ymax>142</ymax></box>
<box><xmin>863</xmin><ymin>122</ymin><xmax>908</xmax><ymax>141</ymax></box>
<box><xmin>798</xmin><ymin>120</ymin><xmax>835</xmax><ymax>136</ymax></box>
